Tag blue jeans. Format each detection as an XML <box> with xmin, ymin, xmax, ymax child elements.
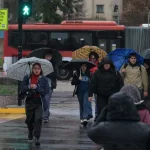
<box><xmin>88</xmin><ymin>98</ymin><xmax>93</xmax><ymax>116</ymax></box>
<box><xmin>77</xmin><ymin>91</ymin><xmax>89</xmax><ymax>120</ymax></box>
<box><xmin>43</xmin><ymin>88</ymin><xmax>52</xmax><ymax>120</ymax></box>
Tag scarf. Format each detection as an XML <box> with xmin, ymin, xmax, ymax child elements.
<box><xmin>31</xmin><ymin>74</ymin><xmax>40</xmax><ymax>97</ymax></box>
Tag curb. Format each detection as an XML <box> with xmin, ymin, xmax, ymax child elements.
<box><xmin>0</xmin><ymin>108</ymin><xmax>25</xmax><ymax>114</ymax></box>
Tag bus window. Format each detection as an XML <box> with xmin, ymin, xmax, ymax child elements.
<box><xmin>50</xmin><ymin>32</ymin><xmax>68</xmax><ymax>50</ymax></box>
<box><xmin>26</xmin><ymin>31</ymin><xmax>48</xmax><ymax>50</ymax></box>
<box><xmin>8</xmin><ymin>30</ymin><xmax>25</xmax><ymax>48</ymax></box>
<box><xmin>98</xmin><ymin>39</ymin><xmax>107</xmax><ymax>51</ymax></box>
<box><xmin>71</xmin><ymin>32</ymin><xmax>92</xmax><ymax>49</ymax></box>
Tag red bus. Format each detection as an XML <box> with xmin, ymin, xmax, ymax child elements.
<box><xmin>3</xmin><ymin>20</ymin><xmax>125</xmax><ymax>80</ymax></box>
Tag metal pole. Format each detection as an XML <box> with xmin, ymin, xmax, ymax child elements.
<box><xmin>148</xmin><ymin>11</ymin><xmax>150</xmax><ymax>27</ymax></box>
<box><xmin>18</xmin><ymin>0</ymin><xmax>23</xmax><ymax>106</ymax></box>
<box><xmin>118</xmin><ymin>6</ymin><xmax>120</xmax><ymax>25</ymax></box>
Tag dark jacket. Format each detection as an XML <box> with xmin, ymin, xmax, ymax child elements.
<box><xmin>46</xmin><ymin>59</ymin><xmax>58</xmax><ymax>89</ymax></box>
<box><xmin>88</xmin><ymin>58</ymin><xmax>124</xmax><ymax>97</ymax></box>
<box><xmin>88</xmin><ymin>92</ymin><xmax>150</xmax><ymax>150</ymax></box>
<box><xmin>20</xmin><ymin>75</ymin><xmax>49</xmax><ymax>111</ymax></box>
<box><xmin>71</xmin><ymin>70</ymin><xmax>90</xmax><ymax>96</ymax></box>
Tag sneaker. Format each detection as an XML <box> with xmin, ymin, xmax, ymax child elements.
<box><xmin>80</xmin><ymin>119</ymin><xmax>84</xmax><ymax>124</ymax></box>
<box><xmin>28</xmin><ymin>132</ymin><xmax>33</xmax><ymax>140</ymax></box>
<box><xmin>43</xmin><ymin>119</ymin><xmax>49</xmax><ymax>123</ymax></box>
<box><xmin>83</xmin><ymin>119</ymin><xmax>88</xmax><ymax>126</ymax></box>
<box><xmin>35</xmin><ymin>137</ymin><xmax>40</xmax><ymax>146</ymax></box>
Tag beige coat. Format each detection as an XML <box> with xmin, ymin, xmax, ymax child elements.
<box><xmin>121</xmin><ymin>65</ymin><xmax>148</xmax><ymax>91</ymax></box>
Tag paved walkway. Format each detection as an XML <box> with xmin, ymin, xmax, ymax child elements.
<box><xmin>0</xmin><ymin>91</ymin><xmax>102</xmax><ymax>150</ymax></box>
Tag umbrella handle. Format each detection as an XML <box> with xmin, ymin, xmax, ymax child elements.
<box><xmin>28</xmin><ymin>62</ymin><xmax>31</xmax><ymax>75</ymax></box>
<box><xmin>79</xmin><ymin>69</ymin><xmax>82</xmax><ymax>78</ymax></box>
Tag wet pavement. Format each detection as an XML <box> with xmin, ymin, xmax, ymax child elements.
<box><xmin>0</xmin><ymin>91</ymin><xmax>102</xmax><ymax>150</ymax></box>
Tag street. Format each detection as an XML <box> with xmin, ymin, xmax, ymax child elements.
<box><xmin>0</xmin><ymin>89</ymin><xmax>102</xmax><ymax>150</ymax></box>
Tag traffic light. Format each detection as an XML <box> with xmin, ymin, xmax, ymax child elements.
<box><xmin>114</xmin><ymin>5</ymin><xmax>118</xmax><ymax>12</ymax></box>
<box><xmin>20</xmin><ymin>0</ymin><xmax>32</xmax><ymax>17</ymax></box>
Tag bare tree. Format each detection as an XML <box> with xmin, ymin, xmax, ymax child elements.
<box><xmin>4</xmin><ymin>0</ymin><xmax>18</xmax><ymax>24</ymax></box>
<box><xmin>123</xmin><ymin>0</ymin><xmax>150</xmax><ymax>26</ymax></box>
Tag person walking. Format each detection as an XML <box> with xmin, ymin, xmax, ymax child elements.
<box><xmin>89</xmin><ymin>52</ymin><xmax>99</xmax><ymax>121</ymax></box>
<box><xmin>88</xmin><ymin>58</ymin><xmax>124</xmax><ymax>120</ymax></box>
<box><xmin>43</xmin><ymin>52</ymin><xmax>58</xmax><ymax>123</ymax></box>
<box><xmin>121</xmin><ymin>53</ymin><xmax>148</xmax><ymax>98</ymax></box>
<box><xmin>20</xmin><ymin>63</ymin><xmax>49</xmax><ymax>145</ymax></box>
<box><xmin>71</xmin><ymin>63</ymin><xmax>90</xmax><ymax>126</ymax></box>
<box><xmin>144</xmin><ymin>61</ymin><xmax>150</xmax><ymax>111</ymax></box>
<box><xmin>88</xmin><ymin>92</ymin><xmax>150</xmax><ymax>150</ymax></box>
<box><xmin>121</xmin><ymin>85</ymin><xmax>150</xmax><ymax>125</ymax></box>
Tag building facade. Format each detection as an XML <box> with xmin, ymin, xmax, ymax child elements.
<box><xmin>83</xmin><ymin>0</ymin><xmax>123</xmax><ymax>21</ymax></box>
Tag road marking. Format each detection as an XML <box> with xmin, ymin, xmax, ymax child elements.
<box><xmin>0</xmin><ymin>114</ymin><xmax>25</xmax><ymax>123</ymax></box>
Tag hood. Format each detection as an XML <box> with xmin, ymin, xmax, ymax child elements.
<box><xmin>106</xmin><ymin>92</ymin><xmax>140</xmax><ymax>121</ymax></box>
<box><xmin>120</xmin><ymin>85</ymin><xmax>144</xmax><ymax>105</ymax></box>
<box><xmin>98</xmin><ymin>58</ymin><xmax>115</xmax><ymax>70</ymax></box>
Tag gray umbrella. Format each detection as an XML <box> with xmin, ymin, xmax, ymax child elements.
<box><xmin>142</xmin><ymin>49</ymin><xmax>150</xmax><ymax>59</ymax></box>
<box><xmin>6</xmin><ymin>57</ymin><xmax>54</xmax><ymax>81</ymax></box>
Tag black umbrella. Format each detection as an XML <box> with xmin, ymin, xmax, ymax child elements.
<box><xmin>27</xmin><ymin>47</ymin><xmax>62</xmax><ymax>66</ymax></box>
<box><xmin>65</xmin><ymin>59</ymin><xmax>96</xmax><ymax>70</ymax></box>
<box><xmin>144</xmin><ymin>59</ymin><xmax>150</xmax><ymax>66</ymax></box>
<box><xmin>142</xmin><ymin>49</ymin><xmax>150</xmax><ymax>59</ymax></box>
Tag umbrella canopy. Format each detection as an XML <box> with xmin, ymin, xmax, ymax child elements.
<box><xmin>7</xmin><ymin>57</ymin><xmax>53</xmax><ymax>81</ymax></box>
<box><xmin>72</xmin><ymin>45</ymin><xmax>107</xmax><ymax>62</ymax></box>
<box><xmin>142</xmin><ymin>49</ymin><xmax>150</xmax><ymax>59</ymax></box>
<box><xmin>27</xmin><ymin>47</ymin><xmax>62</xmax><ymax>66</ymax></box>
<box><xmin>144</xmin><ymin>59</ymin><xmax>150</xmax><ymax>66</ymax></box>
<box><xmin>108</xmin><ymin>48</ymin><xmax>144</xmax><ymax>71</ymax></box>
<box><xmin>65</xmin><ymin>59</ymin><xmax>96</xmax><ymax>70</ymax></box>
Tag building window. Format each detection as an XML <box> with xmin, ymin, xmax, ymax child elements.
<box><xmin>96</xmin><ymin>5</ymin><xmax>104</xmax><ymax>13</ymax></box>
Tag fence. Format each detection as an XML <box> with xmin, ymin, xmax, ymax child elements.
<box><xmin>125</xmin><ymin>27</ymin><xmax>150</xmax><ymax>54</ymax></box>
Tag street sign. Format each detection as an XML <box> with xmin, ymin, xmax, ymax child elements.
<box><xmin>0</xmin><ymin>9</ymin><xmax>8</xmax><ymax>30</ymax></box>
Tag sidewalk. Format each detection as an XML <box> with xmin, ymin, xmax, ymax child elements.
<box><xmin>0</xmin><ymin>81</ymin><xmax>75</xmax><ymax>114</ymax></box>
<box><xmin>0</xmin><ymin>91</ymin><xmax>101</xmax><ymax>150</ymax></box>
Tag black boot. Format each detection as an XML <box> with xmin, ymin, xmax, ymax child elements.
<box><xmin>35</xmin><ymin>137</ymin><xmax>40</xmax><ymax>146</ymax></box>
<box><xmin>28</xmin><ymin>131</ymin><xmax>33</xmax><ymax>140</ymax></box>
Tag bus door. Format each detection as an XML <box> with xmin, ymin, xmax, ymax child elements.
<box><xmin>97</xmin><ymin>39</ymin><xmax>121</xmax><ymax>53</ymax></box>
<box><xmin>96</xmin><ymin>31</ymin><xmax>124</xmax><ymax>53</ymax></box>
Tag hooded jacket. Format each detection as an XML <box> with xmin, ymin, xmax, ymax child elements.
<box><xmin>120</xmin><ymin>85</ymin><xmax>150</xmax><ymax>125</ymax></box>
<box><xmin>88</xmin><ymin>58</ymin><xmax>124</xmax><ymax>97</ymax></box>
<box><xmin>88</xmin><ymin>92</ymin><xmax>150</xmax><ymax>150</ymax></box>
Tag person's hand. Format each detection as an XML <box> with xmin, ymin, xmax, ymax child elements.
<box><xmin>30</xmin><ymin>84</ymin><xmax>37</xmax><ymax>89</ymax></box>
<box><xmin>122</xmin><ymin>69</ymin><xmax>126</xmax><ymax>73</ymax></box>
<box><xmin>144</xmin><ymin>91</ymin><xmax>148</xmax><ymax>97</ymax></box>
<box><xmin>79</xmin><ymin>76</ymin><xmax>82</xmax><ymax>80</ymax></box>
<box><xmin>88</xmin><ymin>97</ymin><xmax>93</xmax><ymax>102</ymax></box>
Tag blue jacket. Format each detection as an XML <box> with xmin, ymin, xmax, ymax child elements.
<box><xmin>21</xmin><ymin>75</ymin><xmax>49</xmax><ymax>111</ymax></box>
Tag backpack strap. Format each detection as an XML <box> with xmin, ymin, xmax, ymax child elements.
<box><xmin>123</xmin><ymin>63</ymin><xmax>128</xmax><ymax>69</ymax></box>
<box><xmin>139</xmin><ymin>65</ymin><xmax>142</xmax><ymax>72</ymax></box>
